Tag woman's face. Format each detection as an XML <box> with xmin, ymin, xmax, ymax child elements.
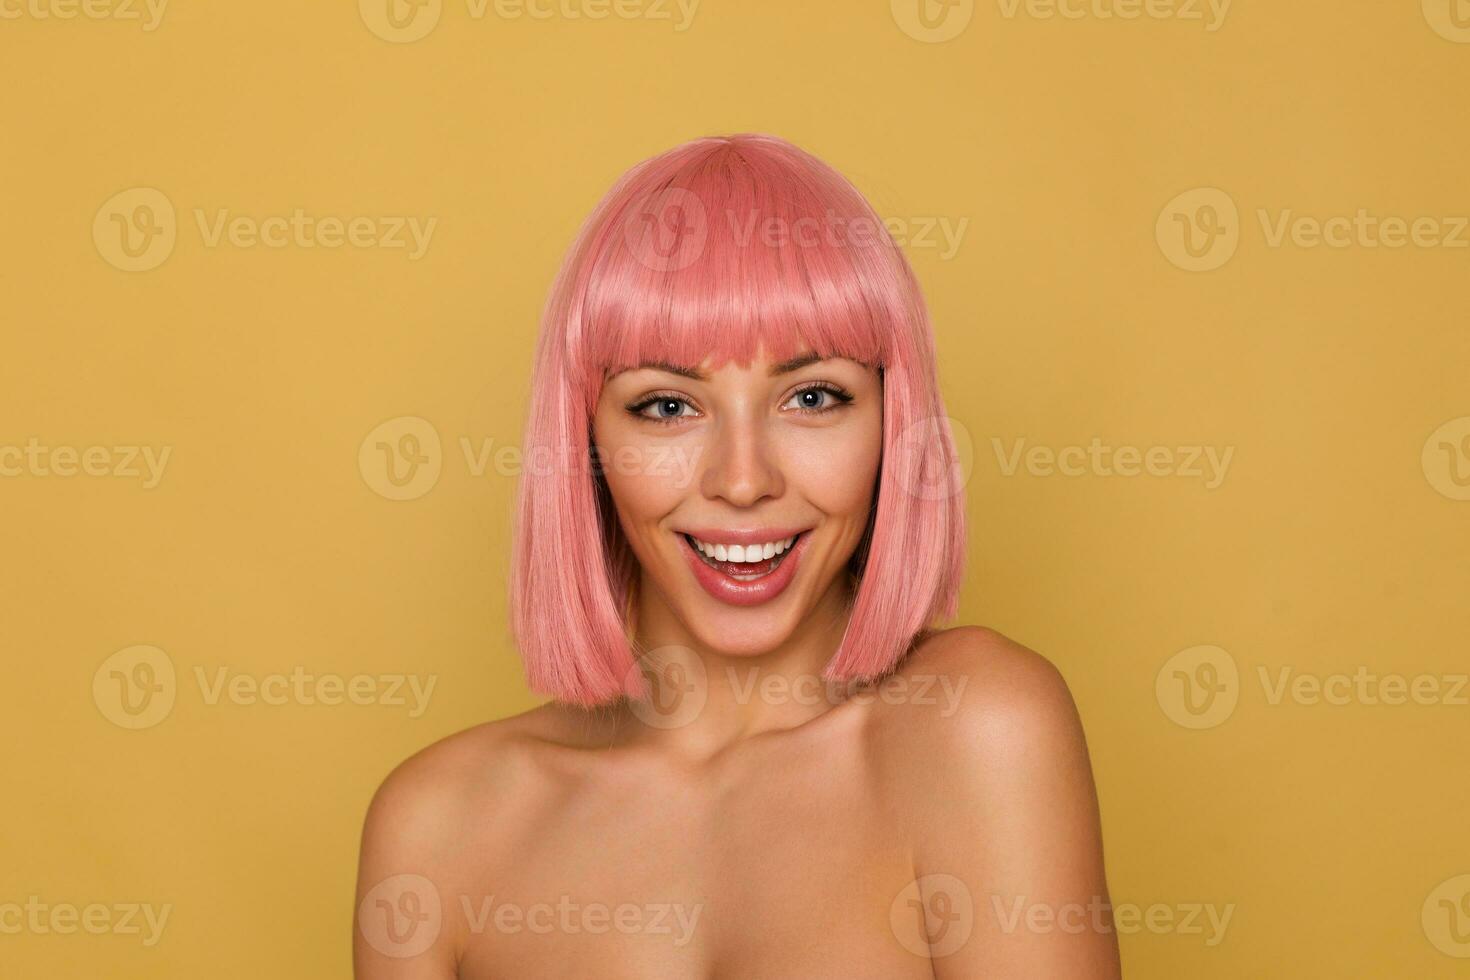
<box><xmin>592</xmin><ymin>350</ymin><xmax>883</xmax><ymax>658</ymax></box>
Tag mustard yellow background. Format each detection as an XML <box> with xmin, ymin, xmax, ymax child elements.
<box><xmin>3</xmin><ymin>1</ymin><xmax>1468</xmax><ymax>976</ymax></box>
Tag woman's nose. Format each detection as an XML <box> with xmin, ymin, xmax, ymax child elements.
<box><xmin>699</xmin><ymin>414</ymin><xmax>785</xmax><ymax>509</ymax></box>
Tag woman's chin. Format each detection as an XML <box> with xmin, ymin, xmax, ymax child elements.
<box><xmin>646</xmin><ymin>555</ymin><xmax>837</xmax><ymax>662</ymax></box>
<box><xmin>675</xmin><ymin>601</ymin><xmax>805</xmax><ymax>662</ymax></box>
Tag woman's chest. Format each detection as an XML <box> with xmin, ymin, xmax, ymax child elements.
<box><xmin>453</xmin><ymin>746</ymin><xmax>937</xmax><ymax>979</ymax></box>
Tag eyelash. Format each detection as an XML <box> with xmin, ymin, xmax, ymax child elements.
<box><xmin>626</xmin><ymin>383</ymin><xmax>854</xmax><ymax>425</ymax></box>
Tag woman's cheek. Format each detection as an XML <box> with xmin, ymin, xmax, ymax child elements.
<box><xmin>786</xmin><ymin>418</ymin><xmax>883</xmax><ymax>519</ymax></box>
<box><xmin>599</xmin><ymin>434</ymin><xmax>688</xmax><ymax>522</ymax></box>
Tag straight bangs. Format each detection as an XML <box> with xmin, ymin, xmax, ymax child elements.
<box><xmin>513</xmin><ymin>134</ymin><xmax>965</xmax><ymax>707</ymax></box>
<box><xmin>564</xmin><ymin>135</ymin><xmax>912</xmax><ymax>402</ymax></box>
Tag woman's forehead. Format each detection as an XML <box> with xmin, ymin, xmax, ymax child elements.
<box><xmin>603</xmin><ymin>350</ymin><xmax>882</xmax><ymax>384</ymax></box>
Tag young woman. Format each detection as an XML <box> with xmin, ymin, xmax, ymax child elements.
<box><xmin>355</xmin><ymin>134</ymin><xmax>1119</xmax><ymax>978</ymax></box>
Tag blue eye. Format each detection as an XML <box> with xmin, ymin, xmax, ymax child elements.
<box><xmin>783</xmin><ymin>384</ymin><xmax>852</xmax><ymax>413</ymax></box>
<box><xmin>631</xmin><ymin>395</ymin><xmax>697</xmax><ymax>422</ymax></box>
<box><xmin>629</xmin><ymin>385</ymin><xmax>851</xmax><ymax>423</ymax></box>
<box><xmin>795</xmin><ymin>389</ymin><xmax>826</xmax><ymax>409</ymax></box>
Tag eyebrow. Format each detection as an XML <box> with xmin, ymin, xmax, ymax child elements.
<box><xmin>618</xmin><ymin>352</ymin><xmax>825</xmax><ymax>382</ymax></box>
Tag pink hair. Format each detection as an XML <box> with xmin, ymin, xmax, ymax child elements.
<box><xmin>510</xmin><ymin>133</ymin><xmax>966</xmax><ymax>707</ymax></box>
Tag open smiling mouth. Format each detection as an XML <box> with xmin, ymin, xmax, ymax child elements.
<box><xmin>676</xmin><ymin>530</ymin><xmax>812</xmax><ymax>606</ymax></box>
<box><xmin>683</xmin><ymin>532</ymin><xmax>803</xmax><ymax>579</ymax></box>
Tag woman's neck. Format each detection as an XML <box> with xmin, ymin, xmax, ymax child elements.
<box><xmin>618</xmin><ymin>575</ymin><xmax>858</xmax><ymax>761</ymax></box>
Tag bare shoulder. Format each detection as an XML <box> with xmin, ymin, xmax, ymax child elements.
<box><xmin>874</xmin><ymin>625</ymin><xmax>1085</xmax><ymax>756</ymax></box>
<box><xmin>356</xmin><ymin>702</ymin><xmax>608</xmax><ymax>878</ymax></box>
<box><xmin>868</xmin><ymin>625</ymin><xmax>1101</xmax><ymax>843</ymax></box>
<box><xmin>353</xmin><ymin>703</ymin><xmax>625</xmax><ymax>971</ymax></box>
<box><xmin>873</xmin><ymin>627</ymin><xmax>1119</xmax><ymax>976</ymax></box>
<box><xmin>905</xmin><ymin>624</ymin><xmax>1069</xmax><ymax>691</ymax></box>
<box><xmin>359</xmin><ymin>713</ymin><xmax>522</xmax><ymax>842</ymax></box>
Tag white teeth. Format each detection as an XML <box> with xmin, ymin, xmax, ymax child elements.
<box><xmin>689</xmin><ymin>534</ymin><xmax>801</xmax><ymax>564</ymax></box>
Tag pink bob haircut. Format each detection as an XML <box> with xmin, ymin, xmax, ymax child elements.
<box><xmin>510</xmin><ymin>133</ymin><xmax>966</xmax><ymax>707</ymax></box>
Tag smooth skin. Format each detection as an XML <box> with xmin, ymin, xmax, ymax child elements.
<box><xmin>354</xmin><ymin>351</ymin><xmax>1121</xmax><ymax>978</ymax></box>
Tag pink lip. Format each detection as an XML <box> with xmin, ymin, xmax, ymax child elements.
<box><xmin>677</xmin><ymin>530</ymin><xmax>812</xmax><ymax>607</ymax></box>
<box><xmin>676</xmin><ymin>527</ymin><xmax>809</xmax><ymax>547</ymax></box>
